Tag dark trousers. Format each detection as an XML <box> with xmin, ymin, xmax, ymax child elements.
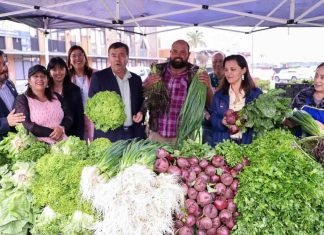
<box><xmin>94</xmin><ymin>125</ymin><xmax>135</xmax><ymax>142</ymax></box>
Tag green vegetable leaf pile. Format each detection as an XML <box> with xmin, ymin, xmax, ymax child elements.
<box><xmin>214</xmin><ymin>140</ymin><xmax>245</xmax><ymax>167</ymax></box>
<box><xmin>175</xmin><ymin>139</ymin><xmax>214</xmax><ymax>159</ymax></box>
<box><xmin>0</xmin><ymin>163</ymin><xmax>35</xmax><ymax>235</ymax></box>
<box><xmin>0</xmin><ymin>124</ymin><xmax>38</xmax><ymax>165</ymax></box>
<box><xmin>233</xmin><ymin>129</ymin><xmax>324</xmax><ymax>235</ymax></box>
<box><xmin>88</xmin><ymin>137</ymin><xmax>112</xmax><ymax>162</ymax></box>
<box><xmin>51</xmin><ymin>136</ymin><xmax>88</xmax><ymax>159</ymax></box>
<box><xmin>31</xmin><ymin>153</ymin><xmax>94</xmax><ymax>216</ymax></box>
<box><xmin>85</xmin><ymin>91</ymin><xmax>126</xmax><ymax>132</ymax></box>
<box><xmin>237</xmin><ymin>89</ymin><xmax>292</xmax><ymax>136</ymax></box>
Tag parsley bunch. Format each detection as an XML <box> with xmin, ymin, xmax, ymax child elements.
<box><xmin>233</xmin><ymin>130</ymin><xmax>324</xmax><ymax>234</ymax></box>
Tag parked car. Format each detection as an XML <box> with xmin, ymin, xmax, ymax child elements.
<box><xmin>273</xmin><ymin>69</ymin><xmax>309</xmax><ymax>83</ymax></box>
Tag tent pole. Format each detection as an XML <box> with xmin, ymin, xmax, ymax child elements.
<box><xmin>44</xmin><ymin>34</ymin><xmax>49</xmax><ymax>66</ymax></box>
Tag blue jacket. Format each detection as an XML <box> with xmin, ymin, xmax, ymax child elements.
<box><xmin>89</xmin><ymin>67</ymin><xmax>146</xmax><ymax>142</ymax></box>
<box><xmin>0</xmin><ymin>80</ymin><xmax>18</xmax><ymax>141</ymax></box>
<box><xmin>210</xmin><ymin>87</ymin><xmax>262</xmax><ymax>146</ymax></box>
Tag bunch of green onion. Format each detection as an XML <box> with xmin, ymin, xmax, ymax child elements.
<box><xmin>176</xmin><ymin>68</ymin><xmax>207</xmax><ymax>148</ymax></box>
<box><xmin>290</xmin><ymin>109</ymin><xmax>324</xmax><ymax>137</ymax></box>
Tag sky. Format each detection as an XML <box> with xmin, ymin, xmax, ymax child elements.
<box><xmin>157</xmin><ymin>26</ymin><xmax>324</xmax><ymax>64</ymax></box>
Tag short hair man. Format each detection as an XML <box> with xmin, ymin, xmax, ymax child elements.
<box><xmin>0</xmin><ymin>50</ymin><xmax>25</xmax><ymax>140</ymax></box>
<box><xmin>144</xmin><ymin>39</ymin><xmax>213</xmax><ymax>144</ymax></box>
<box><xmin>202</xmin><ymin>51</ymin><xmax>225</xmax><ymax>144</ymax></box>
<box><xmin>88</xmin><ymin>42</ymin><xmax>146</xmax><ymax>142</ymax></box>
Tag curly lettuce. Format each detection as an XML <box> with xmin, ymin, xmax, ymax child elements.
<box><xmin>85</xmin><ymin>91</ymin><xmax>126</xmax><ymax>132</ymax></box>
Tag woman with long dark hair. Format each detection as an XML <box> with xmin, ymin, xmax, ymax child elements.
<box><xmin>47</xmin><ymin>57</ymin><xmax>84</xmax><ymax>139</ymax></box>
<box><xmin>14</xmin><ymin>64</ymin><xmax>73</xmax><ymax>144</ymax></box>
<box><xmin>210</xmin><ymin>54</ymin><xmax>262</xmax><ymax>146</ymax></box>
<box><xmin>67</xmin><ymin>45</ymin><xmax>94</xmax><ymax>141</ymax></box>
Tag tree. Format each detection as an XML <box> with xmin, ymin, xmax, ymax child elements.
<box><xmin>186</xmin><ymin>30</ymin><xmax>207</xmax><ymax>48</ymax></box>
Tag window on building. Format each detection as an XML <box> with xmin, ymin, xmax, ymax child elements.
<box><xmin>92</xmin><ymin>57</ymin><xmax>107</xmax><ymax>70</ymax></box>
<box><xmin>70</xmin><ymin>29</ymin><xmax>81</xmax><ymax>47</ymax></box>
<box><xmin>48</xmin><ymin>30</ymin><xmax>66</xmax><ymax>52</ymax></box>
<box><xmin>89</xmin><ymin>28</ymin><xmax>106</xmax><ymax>55</ymax></box>
<box><xmin>139</xmin><ymin>38</ymin><xmax>147</xmax><ymax>57</ymax></box>
<box><xmin>13</xmin><ymin>37</ymin><xmax>22</xmax><ymax>50</ymax></box>
<box><xmin>0</xmin><ymin>36</ymin><xmax>5</xmax><ymax>49</ymax></box>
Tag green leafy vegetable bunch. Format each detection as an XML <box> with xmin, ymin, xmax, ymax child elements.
<box><xmin>237</xmin><ymin>89</ymin><xmax>292</xmax><ymax>136</ymax></box>
<box><xmin>233</xmin><ymin>129</ymin><xmax>324</xmax><ymax>234</ymax></box>
<box><xmin>85</xmin><ymin>91</ymin><xmax>126</xmax><ymax>132</ymax></box>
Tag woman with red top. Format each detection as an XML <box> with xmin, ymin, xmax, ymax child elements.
<box><xmin>67</xmin><ymin>45</ymin><xmax>94</xmax><ymax>141</ymax></box>
<box><xmin>14</xmin><ymin>64</ymin><xmax>73</xmax><ymax>144</ymax></box>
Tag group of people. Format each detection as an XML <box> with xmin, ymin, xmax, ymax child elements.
<box><xmin>0</xmin><ymin>38</ymin><xmax>323</xmax><ymax>147</ymax></box>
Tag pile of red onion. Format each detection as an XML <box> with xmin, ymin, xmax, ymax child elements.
<box><xmin>154</xmin><ymin>148</ymin><xmax>249</xmax><ymax>235</ymax></box>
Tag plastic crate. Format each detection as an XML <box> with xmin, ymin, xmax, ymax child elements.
<box><xmin>275</xmin><ymin>83</ymin><xmax>311</xmax><ymax>98</ymax></box>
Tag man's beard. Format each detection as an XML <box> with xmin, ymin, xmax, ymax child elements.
<box><xmin>170</xmin><ymin>57</ymin><xmax>187</xmax><ymax>69</ymax></box>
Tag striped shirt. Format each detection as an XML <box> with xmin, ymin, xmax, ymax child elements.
<box><xmin>158</xmin><ymin>67</ymin><xmax>188</xmax><ymax>137</ymax></box>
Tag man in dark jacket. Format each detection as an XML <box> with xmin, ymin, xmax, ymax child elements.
<box><xmin>0</xmin><ymin>50</ymin><xmax>25</xmax><ymax>141</ymax></box>
<box><xmin>89</xmin><ymin>42</ymin><xmax>145</xmax><ymax>142</ymax></box>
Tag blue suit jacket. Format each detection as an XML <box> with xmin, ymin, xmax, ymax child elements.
<box><xmin>210</xmin><ymin>87</ymin><xmax>262</xmax><ymax>146</ymax></box>
<box><xmin>88</xmin><ymin>67</ymin><xmax>146</xmax><ymax>141</ymax></box>
<box><xmin>0</xmin><ymin>80</ymin><xmax>18</xmax><ymax>140</ymax></box>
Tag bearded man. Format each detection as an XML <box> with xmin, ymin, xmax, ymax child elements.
<box><xmin>143</xmin><ymin>39</ymin><xmax>213</xmax><ymax>144</ymax></box>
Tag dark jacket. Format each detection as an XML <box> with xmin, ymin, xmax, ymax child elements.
<box><xmin>89</xmin><ymin>67</ymin><xmax>145</xmax><ymax>142</ymax></box>
<box><xmin>63</xmin><ymin>83</ymin><xmax>84</xmax><ymax>139</ymax></box>
<box><xmin>0</xmin><ymin>80</ymin><xmax>18</xmax><ymax>141</ymax></box>
<box><xmin>145</xmin><ymin>62</ymin><xmax>199</xmax><ymax>132</ymax></box>
<box><xmin>210</xmin><ymin>87</ymin><xmax>262</xmax><ymax>146</ymax></box>
<box><xmin>291</xmin><ymin>85</ymin><xmax>324</xmax><ymax>125</ymax></box>
<box><xmin>14</xmin><ymin>93</ymin><xmax>73</xmax><ymax>137</ymax></box>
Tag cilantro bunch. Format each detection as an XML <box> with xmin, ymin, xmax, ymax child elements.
<box><xmin>233</xmin><ymin>130</ymin><xmax>324</xmax><ymax>234</ymax></box>
<box><xmin>85</xmin><ymin>91</ymin><xmax>126</xmax><ymax>132</ymax></box>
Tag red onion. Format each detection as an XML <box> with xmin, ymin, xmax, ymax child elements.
<box><xmin>203</xmin><ymin>204</ymin><xmax>218</xmax><ymax>218</ymax></box>
<box><xmin>221</xmin><ymin>173</ymin><xmax>233</xmax><ymax>186</ymax></box>
<box><xmin>188</xmin><ymin>156</ymin><xmax>199</xmax><ymax>165</ymax></box>
<box><xmin>167</xmin><ymin>165</ymin><xmax>181</xmax><ymax>175</ymax></box>
<box><xmin>199</xmin><ymin>217</ymin><xmax>213</xmax><ymax>230</ymax></box>
<box><xmin>219</xmin><ymin>209</ymin><xmax>232</xmax><ymax>223</ymax></box>
<box><xmin>214</xmin><ymin>196</ymin><xmax>228</xmax><ymax>210</ymax></box>
<box><xmin>216</xmin><ymin>226</ymin><xmax>230</xmax><ymax>235</ymax></box>
<box><xmin>194</xmin><ymin>177</ymin><xmax>207</xmax><ymax>192</ymax></box>
<box><xmin>215</xmin><ymin>183</ymin><xmax>226</xmax><ymax>195</ymax></box>
<box><xmin>178</xmin><ymin>226</ymin><xmax>193</xmax><ymax>235</ymax></box>
<box><xmin>154</xmin><ymin>158</ymin><xmax>169</xmax><ymax>173</ymax></box>
<box><xmin>199</xmin><ymin>159</ymin><xmax>209</xmax><ymax>168</ymax></box>
<box><xmin>224</xmin><ymin>188</ymin><xmax>234</xmax><ymax>199</ymax></box>
<box><xmin>177</xmin><ymin>158</ymin><xmax>190</xmax><ymax>169</ymax></box>
<box><xmin>205</xmin><ymin>165</ymin><xmax>216</xmax><ymax>176</ymax></box>
<box><xmin>156</xmin><ymin>148</ymin><xmax>169</xmax><ymax>158</ymax></box>
<box><xmin>210</xmin><ymin>174</ymin><xmax>220</xmax><ymax>183</ymax></box>
<box><xmin>184</xmin><ymin>214</ymin><xmax>196</xmax><ymax>227</ymax></box>
<box><xmin>197</xmin><ymin>191</ymin><xmax>213</xmax><ymax>206</ymax></box>
<box><xmin>187</xmin><ymin>188</ymin><xmax>198</xmax><ymax>200</ymax></box>
<box><xmin>211</xmin><ymin>155</ymin><xmax>225</xmax><ymax>167</ymax></box>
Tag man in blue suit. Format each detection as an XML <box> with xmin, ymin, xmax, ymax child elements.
<box><xmin>0</xmin><ymin>50</ymin><xmax>25</xmax><ymax>141</ymax></box>
<box><xmin>88</xmin><ymin>42</ymin><xmax>145</xmax><ymax>142</ymax></box>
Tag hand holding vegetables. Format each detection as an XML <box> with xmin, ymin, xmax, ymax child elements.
<box><xmin>222</xmin><ymin>109</ymin><xmax>240</xmax><ymax>135</ymax></box>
